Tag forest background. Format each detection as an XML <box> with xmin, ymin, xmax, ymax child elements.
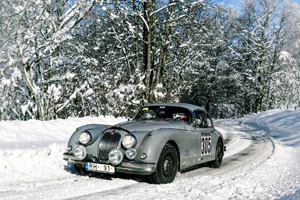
<box><xmin>1</xmin><ymin>0</ymin><xmax>300</xmax><ymax>121</ymax></box>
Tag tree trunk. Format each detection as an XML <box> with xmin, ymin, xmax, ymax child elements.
<box><xmin>155</xmin><ymin>1</ymin><xmax>172</xmax><ymax>88</ymax></box>
<box><xmin>143</xmin><ymin>0</ymin><xmax>154</xmax><ymax>103</ymax></box>
<box><xmin>133</xmin><ymin>0</ymin><xmax>141</xmax><ymax>84</ymax></box>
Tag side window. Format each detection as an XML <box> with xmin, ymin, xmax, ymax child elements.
<box><xmin>194</xmin><ymin>111</ymin><xmax>208</xmax><ymax>128</ymax></box>
<box><xmin>207</xmin><ymin>114</ymin><xmax>213</xmax><ymax>128</ymax></box>
<box><xmin>200</xmin><ymin>112</ymin><xmax>208</xmax><ymax>128</ymax></box>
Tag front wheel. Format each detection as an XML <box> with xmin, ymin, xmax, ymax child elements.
<box><xmin>210</xmin><ymin>139</ymin><xmax>223</xmax><ymax>168</ymax></box>
<box><xmin>150</xmin><ymin>144</ymin><xmax>178</xmax><ymax>184</ymax></box>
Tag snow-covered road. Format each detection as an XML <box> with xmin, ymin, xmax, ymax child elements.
<box><xmin>1</xmin><ymin>109</ymin><xmax>300</xmax><ymax>199</ymax></box>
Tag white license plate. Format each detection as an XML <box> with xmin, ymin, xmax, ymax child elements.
<box><xmin>85</xmin><ymin>162</ymin><xmax>115</xmax><ymax>174</ymax></box>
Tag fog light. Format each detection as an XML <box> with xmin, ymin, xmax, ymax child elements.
<box><xmin>74</xmin><ymin>145</ymin><xmax>87</xmax><ymax>160</ymax></box>
<box><xmin>140</xmin><ymin>153</ymin><xmax>147</xmax><ymax>160</ymax></box>
<box><xmin>125</xmin><ymin>149</ymin><xmax>137</xmax><ymax>160</ymax></box>
<box><xmin>108</xmin><ymin>149</ymin><xmax>123</xmax><ymax>165</ymax></box>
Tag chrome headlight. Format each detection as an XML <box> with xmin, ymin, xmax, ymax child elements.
<box><xmin>122</xmin><ymin>134</ymin><xmax>136</xmax><ymax>149</ymax></box>
<box><xmin>74</xmin><ymin>145</ymin><xmax>87</xmax><ymax>160</ymax></box>
<box><xmin>79</xmin><ymin>131</ymin><xmax>91</xmax><ymax>144</ymax></box>
<box><xmin>108</xmin><ymin>149</ymin><xmax>123</xmax><ymax>165</ymax></box>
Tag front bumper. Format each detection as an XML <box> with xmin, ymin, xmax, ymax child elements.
<box><xmin>63</xmin><ymin>153</ymin><xmax>156</xmax><ymax>175</ymax></box>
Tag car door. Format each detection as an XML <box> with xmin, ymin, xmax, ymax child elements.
<box><xmin>194</xmin><ymin>110</ymin><xmax>214</xmax><ymax>163</ymax></box>
<box><xmin>176</xmin><ymin>110</ymin><xmax>202</xmax><ymax>169</ymax></box>
<box><xmin>205</xmin><ymin>112</ymin><xmax>218</xmax><ymax>161</ymax></box>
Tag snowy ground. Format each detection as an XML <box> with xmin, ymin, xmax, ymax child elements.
<box><xmin>1</xmin><ymin>109</ymin><xmax>300</xmax><ymax>200</ymax></box>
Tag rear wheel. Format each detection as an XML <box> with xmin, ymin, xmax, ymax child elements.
<box><xmin>210</xmin><ymin>139</ymin><xmax>223</xmax><ymax>168</ymax></box>
<box><xmin>150</xmin><ymin>144</ymin><xmax>178</xmax><ymax>184</ymax></box>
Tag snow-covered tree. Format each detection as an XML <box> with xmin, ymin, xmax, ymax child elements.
<box><xmin>0</xmin><ymin>0</ymin><xmax>96</xmax><ymax>120</ymax></box>
<box><xmin>232</xmin><ymin>0</ymin><xmax>298</xmax><ymax>114</ymax></box>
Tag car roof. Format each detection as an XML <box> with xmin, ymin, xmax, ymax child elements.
<box><xmin>143</xmin><ymin>103</ymin><xmax>205</xmax><ymax>112</ymax></box>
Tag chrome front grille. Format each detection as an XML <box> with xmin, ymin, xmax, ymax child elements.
<box><xmin>98</xmin><ymin>131</ymin><xmax>121</xmax><ymax>160</ymax></box>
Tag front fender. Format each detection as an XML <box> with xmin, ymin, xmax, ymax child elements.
<box><xmin>136</xmin><ymin>129</ymin><xmax>180</xmax><ymax>165</ymax></box>
<box><xmin>67</xmin><ymin>124</ymin><xmax>110</xmax><ymax>150</ymax></box>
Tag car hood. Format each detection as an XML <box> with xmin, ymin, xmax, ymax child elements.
<box><xmin>112</xmin><ymin>119</ymin><xmax>187</xmax><ymax>132</ymax></box>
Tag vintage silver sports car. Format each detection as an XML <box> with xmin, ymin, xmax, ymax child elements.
<box><xmin>63</xmin><ymin>103</ymin><xmax>225</xmax><ymax>184</ymax></box>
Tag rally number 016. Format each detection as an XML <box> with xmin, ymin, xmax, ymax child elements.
<box><xmin>201</xmin><ymin>136</ymin><xmax>211</xmax><ymax>155</ymax></box>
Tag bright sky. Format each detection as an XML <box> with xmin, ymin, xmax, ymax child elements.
<box><xmin>292</xmin><ymin>0</ymin><xmax>300</xmax><ymax>5</ymax></box>
<box><xmin>221</xmin><ymin>0</ymin><xmax>300</xmax><ymax>9</ymax></box>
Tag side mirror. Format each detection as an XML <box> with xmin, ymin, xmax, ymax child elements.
<box><xmin>193</xmin><ymin>119</ymin><xmax>201</xmax><ymax>127</ymax></box>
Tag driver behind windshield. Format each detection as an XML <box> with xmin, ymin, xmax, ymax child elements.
<box><xmin>135</xmin><ymin>106</ymin><xmax>191</xmax><ymax>123</ymax></box>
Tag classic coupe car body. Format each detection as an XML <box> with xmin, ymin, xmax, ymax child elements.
<box><xmin>63</xmin><ymin>103</ymin><xmax>225</xmax><ymax>183</ymax></box>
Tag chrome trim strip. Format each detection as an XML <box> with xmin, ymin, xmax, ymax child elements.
<box><xmin>64</xmin><ymin>154</ymin><xmax>156</xmax><ymax>175</ymax></box>
<box><xmin>63</xmin><ymin>153</ymin><xmax>75</xmax><ymax>161</ymax></box>
<box><xmin>116</xmin><ymin>162</ymin><xmax>156</xmax><ymax>175</ymax></box>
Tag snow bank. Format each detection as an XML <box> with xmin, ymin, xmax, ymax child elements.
<box><xmin>0</xmin><ymin>116</ymin><xmax>125</xmax><ymax>148</ymax></box>
<box><xmin>238</xmin><ymin>108</ymin><xmax>300</xmax><ymax>146</ymax></box>
<box><xmin>0</xmin><ymin>116</ymin><xmax>126</xmax><ymax>187</ymax></box>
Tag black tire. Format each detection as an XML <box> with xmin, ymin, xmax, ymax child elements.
<box><xmin>150</xmin><ymin>144</ymin><xmax>178</xmax><ymax>184</ymax></box>
<box><xmin>210</xmin><ymin>139</ymin><xmax>223</xmax><ymax>168</ymax></box>
<box><xmin>74</xmin><ymin>164</ymin><xmax>89</xmax><ymax>175</ymax></box>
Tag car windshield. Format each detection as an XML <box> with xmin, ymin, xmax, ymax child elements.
<box><xmin>134</xmin><ymin>106</ymin><xmax>192</xmax><ymax>124</ymax></box>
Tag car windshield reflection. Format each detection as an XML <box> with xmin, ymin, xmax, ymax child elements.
<box><xmin>134</xmin><ymin>106</ymin><xmax>192</xmax><ymax>124</ymax></box>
